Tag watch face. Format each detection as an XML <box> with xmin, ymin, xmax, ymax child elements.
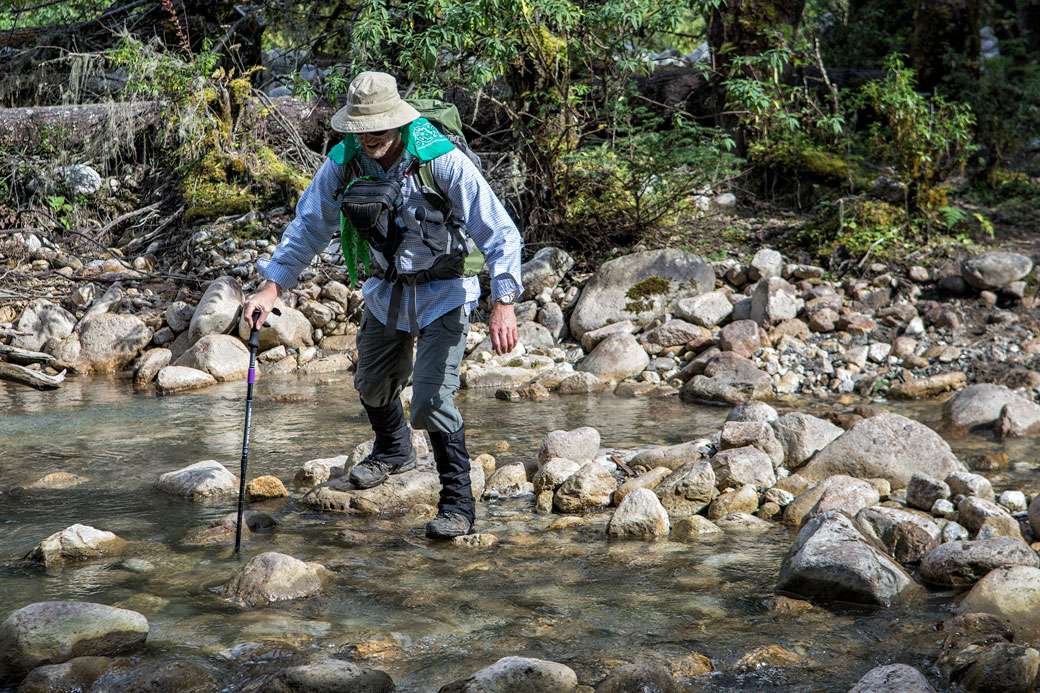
<box><xmin>497</xmin><ymin>292</ymin><xmax>515</xmax><ymax>305</ymax></box>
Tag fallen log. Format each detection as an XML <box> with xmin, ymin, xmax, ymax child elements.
<box><xmin>0</xmin><ymin>344</ymin><xmax>55</xmax><ymax>365</ymax></box>
<box><xmin>0</xmin><ymin>362</ymin><xmax>65</xmax><ymax>390</ymax></box>
<box><xmin>0</xmin><ymin>101</ymin><xmax>163</xmax><ymax>150</ymax></box>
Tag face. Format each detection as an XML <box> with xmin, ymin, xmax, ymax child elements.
<box><xmin>357</xmin><ymin>128</ymin><xmax>401</xmax><ymax>160</ymax></box>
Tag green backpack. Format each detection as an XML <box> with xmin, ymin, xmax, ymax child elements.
<box><xmin>333</xmin><ymin>98</ymin><xmax>485</xmax><ymax>287</ymax></box>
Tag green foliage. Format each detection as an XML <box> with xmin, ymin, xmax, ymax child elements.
<box><xmin>559</xmin><ymin>109</ymin><xmax>740</xmax><ymax>245</ymax></box>
<box><xmin>0</xmin><ymin>0</ymin><xmax>100</xmax><ymax>31</ymax></box>
<box><xmin>854</xmin><ymin>54</ymin><xmax>976</xmax><ymax>198</ymax></box>
<box><xmin>111</xmin><ymin>34</ymin><xmax>222</xmax><ymax>103</ymax></box>
<box><xmin>811</xmin><ymin>0</ymin><xmax>915</xmax><ymax>69</ymax></box>
<box><xmin>791</xmin><ymin>198</ymin><xmax>906</xmax><ymax>260</ymax></box>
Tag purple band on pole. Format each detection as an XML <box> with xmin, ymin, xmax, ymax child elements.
<box><xmin>248</xmin><ymin>369</ymin><xmax>255</xmax><ymax>384</ymax></box>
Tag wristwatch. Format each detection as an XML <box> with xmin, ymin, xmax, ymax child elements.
<box><xmin>495</xmin><ymin>290</ymin><xmax>517</xmax><ymax>305</ymax></box>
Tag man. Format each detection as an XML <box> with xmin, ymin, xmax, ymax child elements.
<box><xmin>244</xmin><ymin>71</ymin><xmax>522</xmax><ymax>539</ymax></box>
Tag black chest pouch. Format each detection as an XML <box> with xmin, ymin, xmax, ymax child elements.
<box><xmin>337</xmin><ymin>176</ymin><xmax>405</xmax><ymax>260</ymax></box>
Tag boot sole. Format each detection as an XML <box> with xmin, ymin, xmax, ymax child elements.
<box><xmin>349</xmin><ymin>455</ymin><xmax>418</xmax><ymax>490</ymax></box>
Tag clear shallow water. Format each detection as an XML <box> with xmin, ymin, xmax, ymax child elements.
<box><xmin>0</xmin><ymin>375</ymin><xmax>1037</xmax><ymax>691</ymax></box>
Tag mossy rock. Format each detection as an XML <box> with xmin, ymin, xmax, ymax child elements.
<box><xmin>180</xmin><ymin>146</ymin><xmax>309</xmax><ymax>223</ymax></box>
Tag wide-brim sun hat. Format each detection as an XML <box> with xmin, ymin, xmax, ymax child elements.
<box><xmin>330</xmin><ymin>71</ymin><xmax>421</xmax><ymax>134</ymax></box>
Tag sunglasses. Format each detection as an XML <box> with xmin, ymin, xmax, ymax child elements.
<box><xmin>359</xmin><ymin>129</ymin><xmax>391</xmax><ymax>137</ymax></box>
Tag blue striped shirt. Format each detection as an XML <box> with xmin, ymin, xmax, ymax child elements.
<box><xmin>258</xmin><ymin>144</ymin><xmax>523</xmax><ymax>331</ymax></box>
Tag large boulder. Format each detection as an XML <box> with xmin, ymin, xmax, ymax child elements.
<box><xmin>996</xmin><ymin>400</ymin><xmax>1040</xmax><ymax>438</ymax></box>
<box><xmin>568</xmin><ymin>249</ymin><xmax>714</xmax><ymax>338</ymax></box>
<box><xmin>654</xmin><ymin>459</ymin><xmax>717</xmax><ymax>518</ymax></box>
<box><xmin>188</xmin><ymin>276</ymin><xmax>243</xmax><ymax>344</ymax></box>
<box><xmin>777</xmin><ymin>510</ymin><xmax>918</xmax><ymax>607</ymax></box>
<box><xmin>771</xmin><ymin>413</ymin><xmax>843</xmax><ymax>468</ymax></box>
<box><xmin>0</xmin><ymin>602</ymin><xmax>148</xmax><ymax>683</ymax></box>
<box><xmin>301</xmin><ymin>459</ymin><xmax>485</xmax><ymax>515</ymax></box>
<box><xmin>520</xmin><ymin>247</ymin><xmax>574</xmax><ymax>298</ymax></box>
<box><xmin>958</xmin><ymin>566</ymin><xmax>1040</xmax><ymax>642</ymax></box>
<box><xmin>173</xmin><ymin>334</ymin><xmax>250</xmax><ymax>381</ymax></box>
<box><xmin>783</xmin><ymin>475</ymin><xmax>877</xmax><ymax>526</ymax></box>
<box><xmin>595</xmin><ymin>662</ymin><xmax>681</xmax><ymax>693</ymax></box>
<box><xmin>848</xmin><ymin>664</ymin><xmax>936</xmax><ymax>693</ymax></box>
<box><xmin>798</xmin><ymin>413</ymin><xmax>966</xmax><ymax>487</ymax></box>
<box><xmin>237</xmin><ymin>297</ymin><xmax>313</xmax><ymax>350</ymax></box>
<box><xmin>607</xmin><ymin>488</ymin><xmax>670</xmax><ymax>539</ymax></box>
<box><xmin>155</xmin><ymin>366</ymin><xmax>217</xmax><ymax>394</ymax></box>
<box><xmin>77</xmin><ymin>314</ymin><xmax>153</xmax><ymax>373</ymax></box>
<box><xmin>12</xmin><ymin>299</ymin><xmax>75</xmax><ymax>352</ymax></box>
<box><xmin>259</xmin><ymin>659</ymin><xmax>394</xmax><ymax>693</ymax></box>
<box><xmin>24</xmin><ymin>524</ymin><xmax>127</xmax><ymax>567</ymax></box>
<box><xmin>575</xmin><ymin>332</ymin><xmax>649</xmax><ymax>381</ymax></box>
<box><xmin>942</xmin><ymin>384</ymin><xmax>1031</xmax><ymax>435</ymax></box>
<box><xmin>960</xmin><ymin>252</ymin><xmax>1033</xmax><ymax>291</ymax></box>
<box><xmin>439</xmin><ymin>656</ymin><xmax>578</xmax><ymax>693</ymax></box>
<box><xmin>155</xmin><ymin>460</ymin><xmax>238</xmax><ymax>502</ymax></box>
<box><xmin>219</xmin><ymin>552</ymin><xmax>333</xmax><ymax>607</ymax></box>
<box><xmin>919</xmin><ymin>537</ymin><xmax>1038</xmax><ymax>587</ymax></box>
<box><xmin>537</xmin><ymin>427</ymin><xmax>600</xmax><ymax>466</ymax></box>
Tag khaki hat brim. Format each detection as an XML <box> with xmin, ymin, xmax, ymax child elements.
<box><xmin>330</xmin><ymin>100</ymin><xmax>421</xmax><ymax>133</ymax></box>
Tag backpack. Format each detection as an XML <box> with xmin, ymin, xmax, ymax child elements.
<box><xmin>335</xmin><ymin>99</ymin><xmax>485</xmax><ymax>287</ymax></box>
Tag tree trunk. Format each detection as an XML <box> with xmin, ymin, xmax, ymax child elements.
<box><xmin>912</xmin><ymin>0</ymin><xmax>981</xmax><ymax>92</ymax></box>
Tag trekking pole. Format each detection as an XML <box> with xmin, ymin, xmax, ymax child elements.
<box><xmin>235</xmin><ymin>306</ymin><xmax>279</xmax><ymax>553</ymax></box>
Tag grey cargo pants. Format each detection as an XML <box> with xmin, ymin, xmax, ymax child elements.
<box><xmin>353</xmin><ymin>305</ymin><xmax>469</xmax><ymax>434</ymax></box>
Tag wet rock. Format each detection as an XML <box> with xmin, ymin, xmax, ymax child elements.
<box><xmin>995</xmin><ymin>400</ymin><xmax>1040</xmax><ymax>438</ymax></box>
<box><xmin>654</xmin><ymin>459</ymin><xmax>717</xmax><ymax>518</ymax></box>
<box><xmin>463</xmin><ymin>365</ymin><xmax>539</xmax><ymax>389</ymax></box>
<box><xmin>452</xmin><ymin>533</ymin><xmax>498</xmax><ymax>548</ymax></box>
<box><xmin>219</xmin><ymin>552</ymin><xmax>333</xmax><ymax>607</ymax></box>
<box><xmin>946</xmin><ymin>471</ymin><xmax>994</xmax><ymax>503</ymax></box>
<box><xmin>777</xmin><ymin>510</ymin><xmax>917</xmax><ymax>606</ymax></box>
<box><xmin>0</xmin><ymin>602</ymin><xmax>148</xmax><ymax>683</ymax></box>
<box><xmin>710</xmin><ymin>446</ymin><xmax>776</xmax><ymax>490</ymax></box>
<box><xmin>155</xmin><ymin>366</ymin><xmax>217</xmax><ymax>394</ymax></box>
<box><xmin>576</xmin><ymin>332</ymin><xmax>649</xmax><ymax>381</ymax></box>
<box><xmin>799</xmin><ymin>413</ymin><xmax>965</xmax><ymax>487</ymax></box>
<box><xmin>961</xmin><ymin>252</ymin><xmax>1033</xmax><ymax>291</ymax></box>
<box><xmin>595</xmin><ymin>662</ymin><xmax>680</xmax><ymax>692</ymax></box>
<box><xmin>855</xmin><ymin>506</ymin><xmax>941</xmax><ymax>563</ymax></box>
<box><xmin>247</xmin><ymin>475</ymin><xmax>288</xmax><ymax>501</ymax></box>
<box><xmin>771</xmin><ymin>413</ymin><xmax>843</xmax><ymax>469</ymax></box>
<box><xmin>484</xmin><ymin>464</ymin><xmax>530</xmax><ymax>497</ymax></box>
<box><xmin>533</xmin><ymin>458</ymin><xmax>582</xmax><ymax>494</ymax></box>
<box><xmin>568</xmin><ymin>249</ymin><xmax>714</xmax><ymax>338</ymax></box>
<box><xmin>906</xmin><ymin>473</ymin><xmax>951</xmax><ymax>511</ymax></box>
<box><xmin>942</xmin><ymin>384</ymin><xmax>1030</xmax><ymax>435</ymax></box>
<box><xmin>182</xmin><ymin>510</ymin><xmax>276</xmax><ymax>546</ymax></box>
<box><xmin>134</xmin><ymin>348</ymin><xmax>171</xmax><ymax>386</ymax></box>
<box><xmin>554</xmin><ymin>462</ymin><xmax>616</xmax><ymax>513</ymax></box>
<box><xmin>155</xmin><ymin>460</ymin><xmax>237</xmax><ymax>502</ymax></box>
<box><xmin>958</xmin><ymin>496</ymin><xmax>1014</xmax><ymax>535</ymax></box>
<box><xmin>607</xmin><ymin>488</ymin><xmax>670</xmax><ymax>539</ymax></box>
<box><xmin>538</xmin><ymin>427</ymin><xmax>601</xmax><ymax>467</ymax></box>
<box><xmin>726</xmin><ymin>401</ymin><xmax>778</xmax><ymax>423</ymax></box>
<box><xmin>613</xmin><ymin>467</ymin><xmax>672</xmax><ymax>505</ymax></box>
<box><xmin>299</xmin><ymin>353</ymin><xmax>354</xmax><ymax>376</ymax></box>
<box><xmin>706</xmin><ymin>484</ymin><xmax>759</xmax><ymax>520</ymax></box>
<box><xmin>24</xmin><ymin>524</ymin><xmax>127</xmax><ymax>567</ymax></box>
<box><xmin>237</xmin><ymin>298</ymin><xmax>313</xmax><ymax>350</ymax></box>
<box><xmin>848</xmin><ymin>664</ymin><xmax>936</xmax><ymax>692</ymax></box>
<box><xmin>887</xmin><ymin>371</ymin><xmax>965</xmax><ymax>399</ymax></box>
<box><xmin>93</xmin><ymin>659</ymin><xmax>216</xmax><ymax>693</ymax></box>
<box><xmin>718</xmin><ymin>319</ymin><xmax>763</xmax><ymax>357</ymax></box>
<box><xmin>303</xmin><ymin>462</ymin><xmax>485</xmax><ymax>515</ymax></box>
<box><xmin>78</xmin><ymin>314</ymin><xmax>153</xmax><ymax>373</ymax></box>
<box><xmin>783</xmin><ymin>476</ymin><xmax>880</xmax><ymax>527</ymax></box>
<box><xmin>958</xmin><ymin>566</ymin><xmax>1040</xmax><ymax>641</ymax></box>
<box><xmin>17</xmin><ymin>656</ymin><xmax>125</xmax><ymax>693</ymax></box>
<box><xmin>920</xmin><ymin>537</ymin><xmax>1038</xmax><ymax>587</ymax></box>
<box><xmin>439</xmin><ymin>656</ymin><xmax>578</xmax><ymax>693</ymax></box>
<box><xmin>734</xmin><ymin>644</ymin><xmax>804</xmax><ymax>672</ymax></box>
<box><xmin>720</xmin><ymin>421</ymin><xmax>783</xmax><ymax>468</ymax></box>
<box><xmin>715</xmin><ymin>512</ymin><xmax>773</xmax><ymax>531</ymax></box>
<box><xmin>259</xmin><ymin>658</ymin><xmax>395</xmax><ymax>692</ymax></box>
<box><xmin>173</xmin><ymin>334</ymin><xmax>250</xmax><ymax>381</ymax></box>
<box><xmin>521</xmin><ymin>247</ymin><xmax>574</xmax><ymax>298</ymax></box>
<box><xmin>12</xmin><ymin>299</ymin><xmax>75</xmax><ymax>352</ymax></box>
<box><xmin>628</xmin><ymin>439</ymin><xmax>712</xmax><ymax>471</ymax></box>
<box><xmin>953</xmin><ymin>641</ymin><xmax>1040</xmax><ymax>692</ymax></box>
<box><xmin>23</xmin><ymin>472</ymin><xmax>85</xmax><ymax>490</ymax></box>
<box><xmin>671</xmin><ymin>515</ymin><xmax>721</xmax><ymax>540</ymax></box>
<box><xmin>557</xmin><ymin>371</ymin><xmax>607</xmax><ymax>394</ymax></box>
<box><xmin>750</xmin><ymin>277</ymin><xmax>801</xmax><ymax>326</ymax></box>
<box><xmin>674</xmin><ymin>290</ymin><xmax>733</xmax><ymax>327</ymax></box>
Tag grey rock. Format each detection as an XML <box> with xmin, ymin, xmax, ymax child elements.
<box><xmin>945</xmin><ymin>471</ymin><xmax>995</xmax><ymax>503</ymax></box>
<box><xmin>439</xmin><ymin>656</ymin><xmax>578</xmax><ymax>693</ymax></box>
<box><xmin>155</xmin><ymin>365</ymin><xmax>217</xmax><ymax>394</ymax></box>
<box><xmin>219</xmin><ymin>552</ymin><xmax>332</xmax><ymax>608</ymax></box>
<box><xmin>777</xmin><ymin>510</ymin><xmax>917</xmax><ymax>606</ymax></box>
<box><xmin>0</xmin><ymin>602</ymin><xmax>147</xmax><ymax>682</ymax></box>
<box><xmin>855</xmin><ymin>506</ymin><xmax>941</xmax><ymax>563</ymax></box>
<box><xmin>236</xmin><ymin>298</ymin><xmax>313</xmax><ymax>350</ymax></box>
<box><xmin>720</xmin><ymin>421</ymin><xmax>784</xmax><ymax>468</ymax></box>
<box><xmin>748</xmin><ymin>248</ymin><xmax>784</xmax><ymax>281</ymax></box>
<box><xmin>674</xmin><ymin>290</ymin><xmax>733</xmax><ymax>327</ymax></box>
<box><xmin>783</xmin><ymin>475</ymin><xmax>879</xmax><ymax>527</ymax></box>
<box><xmin>640</xmin><ymin>319</ymin><xmax>702</xmax><ymax>348</ymax></box>
<box><xmin>578</xmin><ymin>320</ymin><xmax>636</xmax><ymax>352</ymax></box>
<box><xmin>537</xmin><ymin>303</ymin><xmax>565</xmax><ymax>341</ymax></box>
<box><xmin>134</xmin><ymin>348</ymin><xmax>171</xmax><ymax>386</ymax></box>
<box><xmin>726</xmin><ymin>401</ymin><xmax>779</xmax><ymax>423</ymax></box>
<box><xmin>554</xmin><ymin>462</ymin><xmax>616</xmax><ymax>513</ymax></box>
<box><xmin>806</xmin><ymin>479</ymin><xmax>880</xmax><ymax>523</ymax></box>
<box><xmin>906</xmin><ymin>473</ymin><xmax>951</xmax><ymax>511</ymax></box>
<box><xmin>920</xmin><ymin>537</ymin><xmax>1038</xmax><ymax>586</ymax></box>
<box><xmin>538</xmin><ymin>427</ymin><xmax>601</xmax><ymax>466</ymax></box>
<box><xmin>654</xmin><ymin>459</ymin><xmax>717</xmax><ymax>518</ymax></box>
<box><xmin>607</xmin><ymin>488</ymin><xmax>670</xmax><ymax>539</ymax></box>
<box><xmin>78</xmin><ymin>314</ymin><xmax>153</xmax><ymax>373</ymax></box>
<box><xmin>996</xmin><ymin>400</ymin><xmax>1040</xmax><ymax>438</ymax></box>
<box><xmin>956</xmin><ymin>642</ymin><xmax>1040</xmax><ymax>693</ymax></box>
<box><xmin>301</xmin><ymin>462</ymin><xmax>485</xmax><ymax>515</ymax></box>
<box><xmin>189</xmin><ymin>276</ymin><xmax>243</xmax><ymax>345</ymax></box>
<box><xmin>164</xmin><ymin>301</ymin><xmax>195</xmax><ymax>333</ymax></box>
<box><xmin>569</xmin><ymin>249</ymin><xmax>714</xmax><ymax>338</ymax></box>
<box><xmin>942</xmin><ymin>384</ymin><xmax>1030</xmax><ymax>435</ymax></box>
<box><xmin>533</xmin><ymin>458</ymin><xmax>581</xmax><ymax>494</ymax></box>
<box><xmin>24</xmin><ymin>524</ymin><xmax>127</xmax><ymax>567</ymax></box>
<box><xmin>557</xmin><ymin>371</ymin><xmax>606</xmax><ymax>394</ymax></box>
<box><xmin>576</xmin><ymin>332</ymin><xmax>649</xmax><ymax>381</ymax></box>
<box><xmin>627</xmin><ymin>439</ymin><xmax>713</xmax><ymax>471</ymax></box>
<box><xmin>961</xmin><ymin>252</ymin><xmax>1033</xmax><ymax>291</ymax></box>
<box><xmin>259</xmin><ymin>658</ymin><xmax>394</xmax><ymax>693</ymax></box>
<box><xmin>595</xmin><ymin>662</ymin><xmax>680</xmax><ymax>693</ymax></box>
<box><xmin>12</xmin><ymin>300</ymin><xmax>75</xmax><ymax>352</ymax></box>
<box><xmin>958</xmin><ymin>496</ymin><xmax>1013</xmax><ymax>535</ymax></box>
<box><xmin>173</xmin><ymin>334</ymin><xmax>250</xmax><ymax>381</ymax></box>
<box><xmin>799</xmin><ymin>413</ymin><xmax>966</xmax><ymax>487</ymax></box>
<box><xmin>958</xmin><ymin>566</ymin><xmax>1040</xmax><ymax>642</ymax></box>
<box><xmin>848</xmin><ymin>664</ymin><xmax>935</xmax><ymax>693</ymax></box>
<box><xmin>750</xmin><ymin>277</ymin><xmax>802</xmax><ymax>326</ymax></box>
<box><xmin>521</xmin><ymin>247</ymin><xmax>575</xmax><ymax>299</ymax></box>
<box><xmin>718</xmin><ymin>319</ymin><xmax>762</xmax><ymax>357</ymax></box>
<box><xmin>155</xmin><ymin>460</ymin><xmax>237</xmax><ymax>502</ymax></box>
<box><xmin>710</xmin><ymin>446</ymin><xmax>776</xmax><ymax>490</ymax></box>
<box><xmin>771</xmin><ymin>413</ymin><xmax>843</xmax><ymax>468</ymax></box>
<box><xmin>680</xmin><ymin>358</ymin><xmax>773</xmax><ymax>404</ymax></box>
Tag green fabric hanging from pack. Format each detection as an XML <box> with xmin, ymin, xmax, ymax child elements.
<box><xmin>328</xmin><ymin>117</ymin><xmax>455</xmax><ymax>287</ymax></box>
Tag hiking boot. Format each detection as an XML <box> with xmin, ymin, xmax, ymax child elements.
<box><xmin>425</xmin><ymin>511</ymin><xmax>472</xmax><ymax>539</ymax></box>
<box><xmin>348</xmin><ymin>449</ymin><xmax>417</xmax><ymax>489</ymax></box>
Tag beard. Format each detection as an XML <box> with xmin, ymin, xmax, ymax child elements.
<box><xmin>359</xmin><ymin>133</ymin><xmax>401</xmax><ymax>161</ymax></box>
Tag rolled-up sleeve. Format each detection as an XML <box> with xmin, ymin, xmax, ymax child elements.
<box><xmin>433</xmin><ymin>150</ymin><xmax>523</xmax><ymax>301</ymax></box>
<box><xmin>257</xmin><ymin>158</ymin><xmax>343</xmax><ymax>291</ymax></box>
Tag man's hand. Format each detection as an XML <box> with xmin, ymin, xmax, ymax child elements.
<box><xmin>489</xmin><ymin>301</ymin><xmax>518</xmax><ymax>355</ymax></box>
<box><xmin>242</xmin><ymin>280</ymin><xmax>281</xmax><ymax>329</ymax></box>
